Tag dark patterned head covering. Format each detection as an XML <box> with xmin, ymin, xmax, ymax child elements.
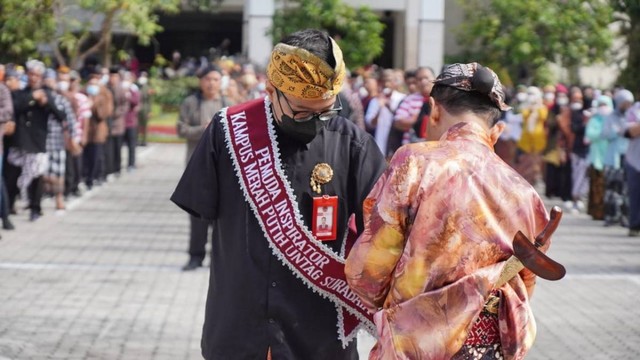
<box><xmin>433</xmin><ymin>63</ymin><xmax>511</xmax><ymax>111</ymax></box>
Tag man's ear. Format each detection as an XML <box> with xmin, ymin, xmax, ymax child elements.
<box><xmin>429</xmin><ymin>97</ymin><xmax>439</xmax><ymax>125</ymax></box>
<box><xmin>490</xmin><ymin>120</ymin><xmax>506</xmax><ymax>145</ymax></box>
<box><xmin>265</xmin><ymin>81</ymin><xmax>276</xmax><ymax>98</ymax></box>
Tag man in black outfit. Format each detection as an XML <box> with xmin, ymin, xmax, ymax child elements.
<box><xmin>171</xmin><ymin>29</ymin><xmax>385</xmax><ymax>359</ymax></box>
<box><xmin>6</xmin><ymin>60</ymin><xmax>65</xmax><ymax>221</ymax></box>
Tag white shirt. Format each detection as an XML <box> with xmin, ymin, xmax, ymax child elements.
<box><xmin>365</xmin><ymin>90</ymin><xmax>405</xmax><ymax>155</ymax></box>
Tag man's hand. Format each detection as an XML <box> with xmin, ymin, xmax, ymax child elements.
<box><xmin>32</xmin><ymin>89</ymin><xmax>48</xmax><ymax>106</ymax></box>
<box><xmin>3</xmin><ymin>121</ymin><xmax>16</xmax><ymax>136</ymax></box>
<box><xmin>628</xmin><ymin>123</ymin><xmax>640</xmax><ymax>138</ymax></box>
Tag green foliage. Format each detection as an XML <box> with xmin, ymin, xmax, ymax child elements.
<box><xmin>0</xmin><ymin>0</ymin><xmax>180</xmax><ymax>67</ymax></box>
<box><xmin>455</xmin><ymin>0</ymin><xmax>614</xmax><ymax>85</ymax></box>
<box><xmin>612</xmin><ymin>0</ymin><xmax>640</xmax><ymax>95</ymax></box>
<box><xmin>150</xmin><ymin>76</ymin><xmax>200</xmax><ymax>111</ymax></box>
<box><xmin>183</xmin><ymin>0</ymin><xmax>224</xmax><ymax>12</ymax></box>
<box><xmin>56</xmin><ymin>0</ymin><xmax>181</xmax><ymax>68</ymax></box>
<box><xmin>0</xmin><ymin>0</ymin><xmax>57</xmax><ymax>62</ymax></box>
<box><xmin>269</xmin><ymin>0</ymin><xmax>385</xmax><ymax>69</ymax></box>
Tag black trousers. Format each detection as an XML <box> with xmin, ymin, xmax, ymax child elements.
<box><xmin>27</xmin><ymin>176</ymin><xmax>44</xmax><ymax>213</ymax></box>
<box><xmin>123</xmin><ymin>127</ymin><xmax>137</xmax><ymax>168</ymax></box>
<box><xmin>189</xmin><ymin>215</ymin><xmax>211</xmax><ymax>262</ymax></box>
<box><xmin>1</xmin><ymin>178</ymin><xmax>10</xmax><ymax>219</ymax></box>
<box><xmin>83</xmin><ymin>143</ymin><xmax>104</xmax><ymax>188</ymax></box>
<box><xmin>105</xmin><ymin>134</ymin><xmax>124</xmax><ymax>175</ymax></box>
<box><xmin>64</xmin><ymin>150</ymin><xmax>82</xmax><ymax>196</ymax></box>
<box><xmin>4</xmin><ymin>161</ymin><xmax>21</xmax><ymax>211</ymax></box>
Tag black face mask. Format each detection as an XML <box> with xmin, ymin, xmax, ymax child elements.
<box><xmin>276</xmin><ymin>113</ymin><xmax>325</xmax><ymax>144</ymax></box>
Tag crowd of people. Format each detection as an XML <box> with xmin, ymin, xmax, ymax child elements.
<box><xmin>332</xmin><ymin>66</ymin><xmax>640</xmax><ymax>237</ymax></box>
<box><xmin>1</xmin><ymin>51</ymin><xmax>638</xmax><ymax>240</ymax></box>
<box><xmin>0</xmin><ymin>60</ymin><xmax>152</xmax><ymax>237</ymax></box>
<box><xmin>2</xmin><ymin>27</ymin><xmax>638</xmax><ymax>359</ymax></box>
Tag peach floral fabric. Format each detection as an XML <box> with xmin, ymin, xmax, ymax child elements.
<box><xmin>345</xmin><ymin>121</ymin><xmax>550</xmax><ymax>360</ymax></box>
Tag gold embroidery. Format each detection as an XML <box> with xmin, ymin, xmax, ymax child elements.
<box><xmin>310</xmin><ymin>163</ymin><xmax>333</xmax><ymax>194</ymax></box>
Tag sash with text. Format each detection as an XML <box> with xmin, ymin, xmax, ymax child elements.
<box><xmin>220</xmin><ymin>97</ymin><xmax>374</xmax><ymax>346</ymax></box>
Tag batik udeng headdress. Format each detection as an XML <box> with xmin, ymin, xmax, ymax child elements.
<box><xmin>266</xmin><ymin>36</ymin><xmax>346</xmax><ymax>100</ymax></box>
<box><xmin>433</xmin><ymin>62</ymin><xmax>511</xmax><ymax>111</ymax></box>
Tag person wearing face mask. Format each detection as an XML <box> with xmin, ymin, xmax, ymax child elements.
<box><xmin>516</xmin><ymin>86</ymin><xmax>548</xmax><ymax>185</ymax></box>
<box><xmin>136</xmin><ymin>71</ymin><xmax>152</xmax><ymax>147</ymax></box>
<box><xmin>585</xmin><ymin>95</ymin><xmax>614</xmax><ymax>220</ymax></box>
<box><xmin>624</xmin><ymin>92</ymin><xmax>640</xmax><ymax>237</ymax></box>
<box><xmin>542</xmin><ymin>84</ymin><xmax>556</xmax><ymax>109</ymax></box>
<box><xmin>514</xmin><ymin>85</ymin><xmax>528</xmax><ymax>112</ymax></box>
<box><xmin>171</xmin><ymin>29</ymin><xmax>386</xmax><ymax>360</ymax></box>
<box><xmin>122</xmin><ymin>71</ymin><xmax>140</xmax><ymax>172</ymax></box>
<box><xmin>565</xmin><ymin>88</ymin><xmax>589</xmax><ymax>213</ymax></box>
<box><xmin>105</xmin><ymin>66</ymin><xmax>128</xmax><ymax>178</ymax></box>
<box><xmin>601</xmin><ymin>90</ymin><xmax>634</xmax><ymax>227</ymax></box>
<box><xmin>83</xmin><ymin>68</ymin><xmax>113</xmax><ymax>190</ymax></box>
<box><xmin>41</xmin><ymin>67</ymin><xmax>79</xmax><ymax>213</ymax></box>
<box><xmin>543</xmin><ymin>84</ymin><xmax>573</xmax><ymax>205</ymax></box>
<box><xmin>5</xmin><ymin>60</ymin><xmax>66</xmax><ymax>221</ymax></box>
<box><xmin>64</xmin><ymin>71</ymin><xmax>91</xmax><ymax>198</ymax></box>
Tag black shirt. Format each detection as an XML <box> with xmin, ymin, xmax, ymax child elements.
<box><xmin>12</xmin><ymin>87</ymin><xmax>65</xmax><ymax>153</ymax></box>
<box><xmin>171</xmin><ymin>103</ymin><xmax>386</xmax><ymax>360</ymax></box>
<box><xmin>570</xmin><ymin>108</ymin><xmax>588</xmax><ymax>157</ymax></box>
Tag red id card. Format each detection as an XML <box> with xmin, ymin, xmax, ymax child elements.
<box><xmin>312</xmin><ymin>195</ymin><xmax>338</xmax><ymax>241</ymax></box>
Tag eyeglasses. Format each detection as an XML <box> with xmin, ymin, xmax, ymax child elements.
<box><xmin>275</xmin><ymin>89</ymin><xmax>342</xmax><ymax>122</ymax></box>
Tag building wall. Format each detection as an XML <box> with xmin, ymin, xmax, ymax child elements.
<box><xmin>185</xmin><ymin>0</ymin><xmax>622</xmax><ymax>87</ymax></box>
<box><xmin>237</xmin><ymin>0</ymin><xmax>446</xmax><ymax>70</ymax></box>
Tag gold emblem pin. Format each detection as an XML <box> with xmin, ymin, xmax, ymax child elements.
<box><xmin>310</xmin><ymin>163</ymin><xmax>333</xmax><ymax>194</ymax></box>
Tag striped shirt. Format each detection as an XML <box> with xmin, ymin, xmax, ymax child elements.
<box><xmin>393</xmin><ymin>93</ymin><xmax>425</xmax><ymax>122</ymax></box>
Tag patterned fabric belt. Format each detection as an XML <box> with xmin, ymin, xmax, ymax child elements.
<box><xmin>464</xmin><ymin>290</ymin><xmax>501</xmax><ymax>346</ymax></box>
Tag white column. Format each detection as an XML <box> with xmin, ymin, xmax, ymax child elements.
<box><xmin>403</xmin><ymin>0</ymin><xmax>420</xmax><ymax>70</ymax></box>
<box><xmin>243</xmin><ymin>0</ymin><xmax>274</xmax><ymax>68</ymax></box>
<box><xmin>417</xmin><ymin>0</ymin><xmax>445</xmax><ymax>73</ymax></box>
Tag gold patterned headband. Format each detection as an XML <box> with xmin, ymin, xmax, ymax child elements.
<box><xmin>267</xmin><ymin>37</ymin><xmax>346</xmax><ymax>100</ymax></box>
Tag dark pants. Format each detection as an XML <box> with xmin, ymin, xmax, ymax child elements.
<box><xmin>626</xmin><ymin>161</ymin><xmax>640</xmax><ymax>230</ymax></box>
<box><xmin>83</xmin><ymin>143</ymin><xmax>104</xmax><ymax>188</ymax></box>
<box><xmin>4</xmin><ymin>161</ymin><xmax>21</xmax><ymax>211</ymax></box>
<box><xmin>189</xmin><ymin>215</ymin><xmax>211</xmax><ymax>262</ymax></box>
<box><xmin>1</xmin><ymin>180</ymin><xmax>10</xmax><ymax>221</ymax></box>
<box><xmin>64</xmin><ymin>150</ymin><xmax>82</xmax><ymax>196</ymax></box>
<box><xmin>123</xmin><ymin>127</ymin><xmax>137</xmax><ymax>168</ymax></box>
<box><xmin>105</xmin><ymin>134</ymin><xmax>124</xmax><ymax>175</ymax></box>
<box><xmin>545</xmin><ymin>161</ymin><xmax>573</xmax><ymax>202</ymax></box>
<box><xmin>28</xmin><ymin>176</ymin><xmax>44</xmax><ymax>214</ymax></box>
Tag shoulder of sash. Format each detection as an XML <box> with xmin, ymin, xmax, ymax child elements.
<box><xmin>226</xmin><ymin>97</ymin><xmax>265</xmax><ymax>116</ymax></box>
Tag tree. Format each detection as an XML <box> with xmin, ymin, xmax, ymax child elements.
<box><xmin>455</xmin><ymin>0</ymin><xmax>614</xmax><ymax>85</ymax></box>
<box><xmin>53</xmin><ymin>0</ymin><xmax>180</xmax><ymax>69</ymax></box>
<box><xmin>612</xmin><ymin>0</ymin><xmax>640</xmax><ymax>94</ymax></box>
<box><xmin>0</xmin><ymin>0</ymin><xmax>57</xmax><ymax>63</ymax></box>
<box><xmin>269</xmin><ymin>0</ymin><xmax>385</xmax><ymax>70</ymax></box>
<box><xmin>0</xmin><ymin>0</ymin><xmax>179</xmax><ymax>68</ymax></box>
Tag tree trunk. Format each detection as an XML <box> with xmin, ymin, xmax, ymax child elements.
<box><xmin>567</xmin><ymin>64</ymin><xmax>581</xmax><ymax>86</ymax></box>
<box><xmin>73</xmin><ymin>7</ymin><xmax>119</xmax><ymax>68</ymax></box>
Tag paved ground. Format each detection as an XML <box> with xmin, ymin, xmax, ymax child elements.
<box><xmin>0</xmin><ymin>143</ymin><xmax>638</xmax><ymax>359</ymax></box>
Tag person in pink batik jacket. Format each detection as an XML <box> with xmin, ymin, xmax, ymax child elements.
<box><xmin>346</xmin><ymin>63</ymin><xmax>555</xmax><ymax>360</ymax></box>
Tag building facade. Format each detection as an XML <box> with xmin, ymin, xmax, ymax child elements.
<box><xmin>152</xmin><ymin>0</ymin><xmax>452</xmax><ymax>72</ymax></box>
<box><xmin>149</xmin><ymin>0</ymin><xmax>618</xmax><ymax>87</ymax></box>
